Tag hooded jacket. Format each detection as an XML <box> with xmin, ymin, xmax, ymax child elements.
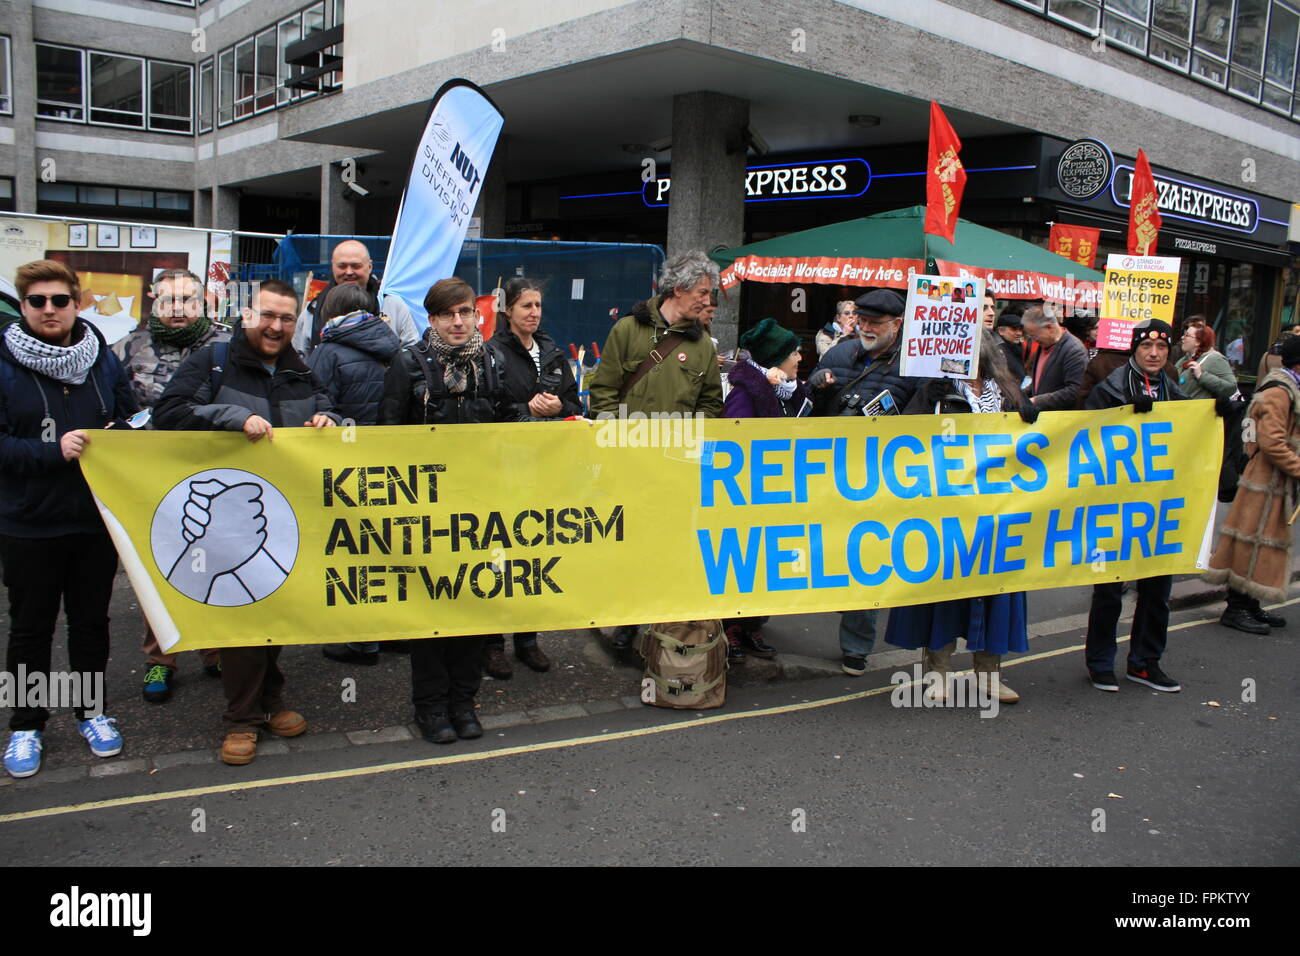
<box><xmin>153</xmin><ymin>325</ymin><xmax>340</xmax><ymax>431</ymax></box>
<box><xmin>485</xmin><ymin>324</ymin><xmax>581</xmax><ymax>420</ymax></box>
<box><xmin>307</xmin><ymin>312</ymin><xmax>402</xmax><ymax>425</ymax></box>
<box><xmin>0</xmin><ymin>319</ymin><xmax>138</xmax><ymax>537</ymax></box>
<box><xmin>293</xmin><ymin>274</ymin><xmax>421</xmax><ymax>356</ymax></box>
<box><xmin>587</xmin><ymin>295</ymin><xmax>723</xmax><ymax>418</ymax></box>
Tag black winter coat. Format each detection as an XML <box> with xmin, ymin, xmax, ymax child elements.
<box><xmin>485</xmin><ymin>326</ymin><xmax>581</xmax><ymax>420</ymax></box>
<box><xmin>809</xmin><ymin>338</ymin><xmax>921</xmax><ymax>416</ymax></box>
<box><xmin>0</xmin><ymin>319</ymin><xmax>138</xmax><ymax>538</ymax></box>
<box><xmin>153</xmin><ymin>325</ymin><xmax>340</xmax><ymax>431</ymax></box>
<box><xmin>1085</xmin><ymin>360</ymin><xmax>1188</xmax><ymax>410</ymax></box>
<box><xmin>380</xmin><ymin>334</ymin><xmax>522</xmax><ymax>426</ymax></box>
<box><xmin>307</xmin><ymin>315</ymin><xmax>401</xmax><ymax>425</ymax></box>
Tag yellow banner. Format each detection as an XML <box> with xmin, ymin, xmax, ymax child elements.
<box><xmin>81</xmin><ymin>405</ymin><xmax>1220</xmax><ymax>651</ymax></box>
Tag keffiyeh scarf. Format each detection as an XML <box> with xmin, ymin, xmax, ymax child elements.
<box><xmin>5</xmin><ymin>321</ymin><xmax>99</xmax><ymax>385</ymax></box>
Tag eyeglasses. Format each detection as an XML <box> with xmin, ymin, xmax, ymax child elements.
<box><xmin>256</xmin><ymin>310</ymin><xmax>297</xmax><ymax>325</ymax></box>
<box><xmin>24</xmin><ymin>294</ymin><xmax>74</xmax><ymax>309</ymax></box>
<box><xmin>856</xmin><ymin>314</ymin><xmax>896</xmax><ymax>328</ymax></box>
<box><xmin>435</xmin><ymin>307</ymin><xmax>477</xmax><ymax>321</ymax></box>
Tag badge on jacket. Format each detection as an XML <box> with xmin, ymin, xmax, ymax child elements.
<box><xmin>677</xmin><ymin>352</ymin><xmax>687</xmax><ymax>362</ymax></box>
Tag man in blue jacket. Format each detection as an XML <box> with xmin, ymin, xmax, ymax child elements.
<box><xmin>1</xmin><ymin>260</ymin><xmax>138</xmax><ymax>778</ymax></box>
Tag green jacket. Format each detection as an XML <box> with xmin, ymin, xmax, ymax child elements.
<box><xmin>589</xmin><ymin>295</ymin><xmax>723</xmax><ymax>417</ymax></box>
<box><xmin>1176</xmin><ymin>348</ymin><xmax>1237</xmax><ymax>400</ymax></box>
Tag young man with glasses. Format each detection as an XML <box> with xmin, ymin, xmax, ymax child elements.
<box><xmin>1</xmin><ymin>260</ymin><xmax>139</xmax><ymax>778</ymax></box>
<box><xmin>154</xmin><ymin>279</ymin><xmax>340</xmax><ymax>765</ymax></box>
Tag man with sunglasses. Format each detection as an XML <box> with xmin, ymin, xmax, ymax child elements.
<box><xmin>808</xmin><ymin>289</ymin><xmax>927</xmax><ymax>677</ymax></box>
<box><xmin>0</xmin><ymin>260</ymin><xmax>139</xmax><ymax>778</ymax></box>
<box><xmin>154</xmin><ymin>279</ymin><xmax>340</xmax><ymax>765</ymax></box>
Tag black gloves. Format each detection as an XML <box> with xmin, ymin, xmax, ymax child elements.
<box><xmin>1132</xmin><ymin>393</ymin><xmax>1154</xmax><ymax>414</ymax></box>
<box><xmin>1214</xmin><ymin>396</ymin><xmax>1237</xmax><ymax>418</ymax></box>
<box><xmin>1018</xmin><ymin>402</ymin><xmax>1040</xmax><ymax>424</ymax></box>
<box><xmin>923</xmin><ymin>378</ymin><xmax>950</xmax><ymax>405</ymax></box>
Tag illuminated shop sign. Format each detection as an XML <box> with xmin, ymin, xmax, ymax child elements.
<box><xmin>641</xmin><ymin>158</ymin><xmax>872</xmax><ymax>207</ymax></box>
<box><xmin>1111</xmin><ymin>165</ymin><xmax>1258</xmax><ymax>234</ymax></box>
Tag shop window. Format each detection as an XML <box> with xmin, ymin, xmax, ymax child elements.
<box><xmin>0</xmin><ymin>36</ymin><xmax>11</xmax><ymax>115</ymax></box>
<box><xmin>198</xmin><ymin>58</ymin><xmax>213</xmax><ymax>132</ymax></box>
<box><xmin>36</xmin><ymin>44</ymin><xmax>85</xmax><ymax>120</ymax></box>
<box><xmin>89</xmin><ymin>53</ymin><xmax>144</xmax><ymax>128</ymax></box>
<box><xmin>149</xmin><ymin>60</ymin><xmax>192</xmax><ymax>133</ymax></box>
<box><xmin>1049</xmin><ymin>0</ymin><xmax>1101</xmax><ymax>32</ymax></box>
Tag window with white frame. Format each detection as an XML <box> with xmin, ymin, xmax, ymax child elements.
<box><xmin>217</xmin><ymin>2</ymin><xmax>342</xmax><ymax>126</ymax></box>
<box><xmin>36</xmin><ymin>43</ymin><xmax>192</xmax><ymax>133</ymax></box>
<box><xmin>198</xmin><ymin>57</ymin><xmax>213</xmax><ymax>132</ymax></box>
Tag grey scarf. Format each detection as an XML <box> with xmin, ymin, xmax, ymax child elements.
<box><xmin>5</xmin><ymin>321</ymin><xmax>100</xmax><ymax>385</ymax></box>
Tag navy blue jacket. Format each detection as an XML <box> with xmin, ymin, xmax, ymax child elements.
<box><xmin>0</xmin><ymin>319</ymin><xmax>138</xmax><ymax>538</ymax></box>
<box><xmin>809</xmin><ymin>337</ymin><xmax>920</xmax><ymax>416</ymax></box>
<box><xmin>307</xmin><ymin>314</ymin><xmax>401</xmax><ymax>425</ymax></box>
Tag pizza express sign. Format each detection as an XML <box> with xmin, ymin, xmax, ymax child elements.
<box><xmin>642</xmin><ymin>158</ymin><xmax>871</xmax><ymax>206</ymax></box>
<box><xmin>1111</xmin><ymin>165</ymin><xmax>1259</xmax><ymax>234</ymax></box>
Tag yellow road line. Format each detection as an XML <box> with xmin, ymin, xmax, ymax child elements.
<box><xmin>2</xmin><ymin>599</ymin><xmax>1285</xmax><ymax>825</ymax></box>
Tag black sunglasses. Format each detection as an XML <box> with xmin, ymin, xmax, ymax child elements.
<box><xmin>24</xmin><ymin>294</ymin><xmax>74</xmax><ymax>309</ymax></box>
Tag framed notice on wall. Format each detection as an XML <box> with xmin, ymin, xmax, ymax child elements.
<box><xmin>96</xmin><ymin>224</ymin><xmax>120</xmax><ymax>248</ymax></box>
<box><xmin>67</xmin><ymin>224</ymin><xmax>88</xmax><ymax>248</ymax></box>
<box><xmin>129</xmin><ymin>227</ymin><xmax>157</xmax><ymax>249</ymax></box>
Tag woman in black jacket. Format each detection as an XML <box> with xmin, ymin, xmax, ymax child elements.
<box><xmin>480</xmin><ymin>278</ymin><xmax>579</xmax><ymax>679</ymax></box>
<box><xmin>307</xmin><ymin>283</ymin><xmax>401</xmax><ymax>427</ymax></box>
<box><xmin>380</xmin><ymin>278</ymin><xmax>521</xmax><ymax>746</ymax></box>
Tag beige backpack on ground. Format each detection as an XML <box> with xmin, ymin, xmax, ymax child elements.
<box><xmin>639</xmin><ymin>620</ymin><xmax>727</xmax><ymax>709</ymax></box>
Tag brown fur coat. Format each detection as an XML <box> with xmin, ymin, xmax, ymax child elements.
<box><xmin>1204</xmin><ymin>370</ymin><xmax>1300</xmax><ymax>601</ymax></box>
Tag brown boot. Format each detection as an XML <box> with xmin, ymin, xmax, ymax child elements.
<box><xmin>221</xmin><ymin>732</ymin><xmax>258</xmax><ymax>765</ymax></box>
<box><xmin>266</xmin><ymin>710</ymin><xmax>307</xmax><ymax>737</ymax></box>
<box><xmin>483</xmin><ymin>642</ymin><xmax>513</xmax><ymax>679</ymax></box>
<box><xmin>972</xmin><ymin>652</ymin><xmax>1019</xmax><ymax>704</ymax></box>
<box><xmin>921</xmin><ymin>643</ymin><xmax>956</xmax><ymax>703</ymax></box>
<box><xmin>514</xmin><ymin>643</ymin><xmax>551</xmax><ymax>672</ymax></box>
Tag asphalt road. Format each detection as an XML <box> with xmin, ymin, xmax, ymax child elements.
<box><xmin>3</xmin><ymin>600</ymin><xmax>1295</xmax><ymax>867</ymax></box>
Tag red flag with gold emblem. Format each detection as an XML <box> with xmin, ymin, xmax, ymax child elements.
<box><xmin>1048</xmin><ymin>223</ymin><xmax>1101</xmax><ymax>269</ymax></box>
<box><xmin>925</xmin><ymin>101</ymin><xmax>966</xmax><ymax>244</ymax></box>
<box><xmin>1127</xmin><ymin>149</ymin><xmax>1162</xmax><ymax>256</ymax></box>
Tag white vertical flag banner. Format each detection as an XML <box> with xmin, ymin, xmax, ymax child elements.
<box><xmin>380</xmin><ymin>78</ymin><xmax>504</xmax><ymax>327</ymax></box>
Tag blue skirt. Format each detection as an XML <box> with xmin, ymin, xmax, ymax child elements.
<box><xmin>884</xmin><ymin>592</ymin><xmax>1029</xmax><ymax>655</ymax></box>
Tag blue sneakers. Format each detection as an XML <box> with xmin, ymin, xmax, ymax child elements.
<box><xmin>4</xmin><ymin>730</ymin><xmax>43</xmax><ymax>778</ymax></box>
<box><xmin>78</xmin><ymin>715</ymin><xmax>123</xmax><ymax>757</ymax></box>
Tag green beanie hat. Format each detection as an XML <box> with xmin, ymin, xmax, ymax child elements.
<box><xmin>740</xmin><ymin>317</ymin><xmax>800</xmax><ymax>368</ymax></box>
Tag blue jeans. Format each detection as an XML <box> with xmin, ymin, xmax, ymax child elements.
<box><xmin>347</xmin><ymin>642</ymin><xmax>379</xmax><ymax>653</ymax></box>
<box><xmin>839</xmin><ymin>609</ymin><xmax>879</xmax><ymax>658</ymax></box>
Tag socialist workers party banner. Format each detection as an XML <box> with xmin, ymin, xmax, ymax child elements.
<box><xmin>899</xmin><ymin>273</ymin><xmax>984</xmax><ymax>380</ymax></box>
<box><xmin>925</xmin><ymin>101</ymin><xmax>966</xmax><ymax>243</ymax></box>
<box><xmin>1048</xmin><ymin>224</ymin><xmax>1101</xmax><ymax>269</ymax></box>
<box><xmin>380</xmin><ymin>79</ymin><xmax>504</xmax><ymax>327</ymax></box>
<box><xmin>81</xmin><ymin>408</ymin><xmax>1218</xmax><ymax>652</ymax></box>
<box><xmin>1128</xmin><ymin>148</ymin><xmax>1163</xmax><ymax>256</ymax></box>
<box><xmin>1097</xmin><ymin>253</ymin><xmax>1180</xmax><ymax>351</ymax></box>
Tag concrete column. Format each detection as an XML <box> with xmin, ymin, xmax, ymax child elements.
<box><xmin>213</xmin><ymin>185</ymin><xmax>240</xmax><ymax>230</ymax></box>
<box><xmin>320</xmin><ymin>161</ymin><xmax>356</xmax><ymax>236</ymax></box>
<box><xmin>195</xmin><ymin>189</ymin><xmax>213</xmax><ymax>229</ymax></box>
<box><xmin>473</xmin><ymin>137</ymin><xmax>507</xmax><ymax>239</ymax></box>
<box><xmin>666</xmin><ymin>91</ymin><xmax>749</xmax><ymax>351</ymax></box>
<box><xmin>10</xmin><ymin>2</ymin><xmax>38</xmax><ymax>213</ymax></box>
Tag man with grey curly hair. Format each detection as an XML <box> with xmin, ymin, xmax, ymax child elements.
<box><xmin>589</xmin><ymin>251</ymin><xmax>723</xmax><ymax>649</ymax></box>
<box><xmin>588</xmin><ymin>250</ymin><xmax>723</xmax><ymax>419</ymax></box>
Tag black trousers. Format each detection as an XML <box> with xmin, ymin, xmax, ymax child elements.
<box><xmin>1226</xmin><ymin>588</ymin><xmax>1261</xmax><ymax>613</ymax></box>
<box><xmin>483</xmin><ymin>632</ymin><xmax>538</xmax><ymax>649</ymax></box>
<box><xmin>1</xmin><ymin>532</ymin><xmax>118</xmax><ymax>731</ymax></box>
<box><xmin>410</xmin><ymin>635</ymin><xmax>489</xmax><ymax>715</ymax></box>
<box><xmin>1085</xmin><ymin>576</ymin><xmax>1172</xmax><ymax>673</ymax></box>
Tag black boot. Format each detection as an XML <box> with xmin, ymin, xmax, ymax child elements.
<box><xmin>1251</xmin><ymin>607</ymin><xmax>1286</xmax><ymax>628</ymax></box>
<box><xmin>611</xmin><ymin>625</ymin><xmax>639</xmax><ymax>649</ymax></box>
<box><xmin>415</xmin><ymin>710</ymin><xmax>457</xmax><ymax>744</ymax></box>
<box><xmin>450</xmin><ymin>708</ymin><xmax>483</xmax><ymax>739</ymax></box>
<box><xmin>1220</xmin><ymin>607</ymin><xmax>1270</xmax><ymax>635</ymax></box>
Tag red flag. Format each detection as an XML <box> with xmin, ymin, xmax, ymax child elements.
<box><xmin>1048</xmin><ymin>224</ymin><xmax>1101</xmax><ymax>269</ymax></box>
<box><xmin>1127</xmin><ymin>148</ymin><xmax>1162</xmax><ymax>256</ymax></box>
<box><xmin>925</xmin><ymin>101</ymin><xmax>966</xmax><ymax>244</ymax></box>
